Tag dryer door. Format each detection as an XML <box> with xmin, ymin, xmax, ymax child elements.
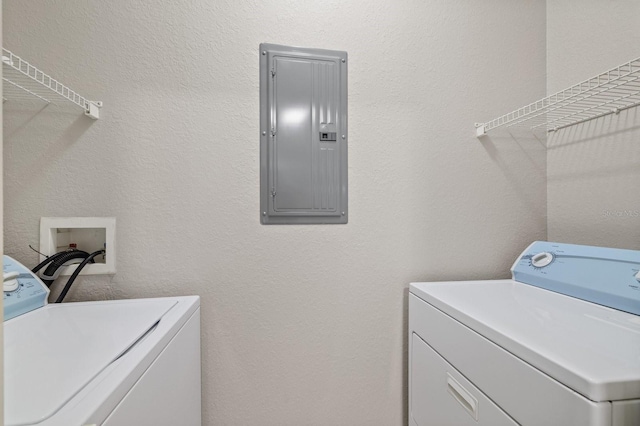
<box><xmin>410</xmin><ymin>333</ymin><xmax>518</xmax><ymax>426</ymax></box>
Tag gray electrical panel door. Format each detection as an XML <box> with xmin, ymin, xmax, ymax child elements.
<box><xmin>260</xmin><ymin>43</ymin><xmax>347</xmax><ymax>224</ymax></box>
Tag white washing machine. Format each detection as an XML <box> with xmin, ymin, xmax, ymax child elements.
<box><xmin>4</xmin><ymin>257</ymin><xmax>201</xmax><ymax>426</ymax></box>
<box><xmin>409</xmin><ymin>241</ymin><xmax>640</xmax><ymax>426</ymax></box>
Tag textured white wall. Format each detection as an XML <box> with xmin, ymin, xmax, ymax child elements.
<box><xmin>3</xmin><ymin>1</ymin><xmax>546</xmax><ymax>425</ymax></box>
<box><xmin>547</xmin><ymin>0</ymin><xmax>640</xmax><ymax>249</ymax></box>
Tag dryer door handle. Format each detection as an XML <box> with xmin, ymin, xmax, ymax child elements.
<box><xmin>447</xmin><ymin>373</ymin><xmax>479</xmax><ymax>420</ymax></box>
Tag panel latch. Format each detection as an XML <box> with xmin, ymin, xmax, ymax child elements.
<box><xmin>319</xmin><ymin>132</ymin><xmax>337</xmax><ymax>141</ymax></box>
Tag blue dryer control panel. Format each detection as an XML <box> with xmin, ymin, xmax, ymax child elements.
<box><xmin>3</xmin><ymin>255</ymin><xmax>50</xmax><ymax>321</ymax></box>
<box><xmin>512</xmin><ymin>241</ymin><xmax>640</xmax><ymax>315</ymax></box>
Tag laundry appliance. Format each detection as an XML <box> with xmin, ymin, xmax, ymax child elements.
<box><xmin>3</xmin><ymin>255</ymin><xmax>201</xmax><ymax>426</ymax></box>
<box><xmin>409</xmin><ymin>241</ymin><xmax>640</xmax><ymax>426</ymax></box>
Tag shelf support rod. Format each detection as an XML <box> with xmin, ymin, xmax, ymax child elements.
<box><xmin>2</xmin><ymin>48</ymin><xmax>102</xmax><ymax>119</ymax></box>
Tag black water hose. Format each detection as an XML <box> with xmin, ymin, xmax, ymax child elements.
<box><xmin>31</xmin><ymin>249</ymin><xmax>91</xmax><ymax>287</ymax></box>
<box><xmin>39</xmin><ymin>250</ymin><xmax>92</xmax><ymax>287</ymax></box>
<box><xmin>31</xmin><ymin>250</ymin><xmax>74</xmax><ymax>274</ymax></box>
<box><xmin>55</xmin><ymin>249</ymin><xmax>105</xmax><ymax>303</ymax></box>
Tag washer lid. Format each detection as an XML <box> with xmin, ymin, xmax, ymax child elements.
<box><xmin>5</xmin><ymin>298</ymin><xmax>177</xmax><ymax>426</ymax></box>
<box><xmin>410</xmin><ymin>279</ymin><xmax>640</xmax><ymax>402</ymax></box>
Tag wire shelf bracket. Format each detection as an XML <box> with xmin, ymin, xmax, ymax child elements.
<box><xmin>476</xmin><ymin>57</ymin><xmax>640</xmax><ymax>138</ymax></box>
<box><xmin>2</xmin><ymin>48</ymin><xmax>102</xmax><ymax>119</ymax></box>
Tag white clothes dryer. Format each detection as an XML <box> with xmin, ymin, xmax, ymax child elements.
<box><xmin>409</xmin><ymin>241</ymin><xmax>640</xmax><ymax>426</ymax></box>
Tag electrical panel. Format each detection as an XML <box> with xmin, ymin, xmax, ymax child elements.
<box><xmin>260</xmin><ymin>43</ymin><xmax>348</xmax><ymax>224</ymax></box>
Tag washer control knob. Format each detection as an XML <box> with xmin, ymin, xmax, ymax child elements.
<box><xmin>3</xmin><ymin>271</ymin><xmax>20</xmax><ymax>292</ymax></box>
<box><xmin>531</xmin><ymin>252</ymin><xmax>554</xmax><ymax>268</ymax></box>
<box><xmin>635</xmin><ymin>270</ymin><xmax>640</xmax><ymax>283</ymax></box>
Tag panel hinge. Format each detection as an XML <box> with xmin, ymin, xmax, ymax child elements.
<box><xmin>271</xmin><ymin>127</ymin><xmax>276</xmax><ymax>136</ymax></box>
<box><xmin>271</xmin><ymin>188</ymin><xmax>276</xmax><ymax>197</ymax></box>
<box><xmin>271</xmin><ymin>69</ymin><xmax>276</xmax><ymax>77</ymax></box>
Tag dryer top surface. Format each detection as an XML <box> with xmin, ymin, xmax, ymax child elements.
<box><xmin>410</xmin><ymin>279</ymin><xmax>640</xmax><ymax>402</ymax></box>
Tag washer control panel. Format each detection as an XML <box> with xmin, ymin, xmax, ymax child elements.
<box><xmin>512</xmin><ymin>241</ymin><xmax>640</xmax><ymax>315</ymax></box>
<box><xmin>3</xmin><ymin>255</ymin><xmax>50</xmax><ymax>321</ymax></box>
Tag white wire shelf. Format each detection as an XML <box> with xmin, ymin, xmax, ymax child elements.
<box><xmin>2</xmin><ymin>48</ymin><xmax>101</xmax><ymax>119</ymax></box>
<box><xmin>476</xmin><ymin>57</ymin><xmax>640</xmax><ymax>138</ymax></box>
